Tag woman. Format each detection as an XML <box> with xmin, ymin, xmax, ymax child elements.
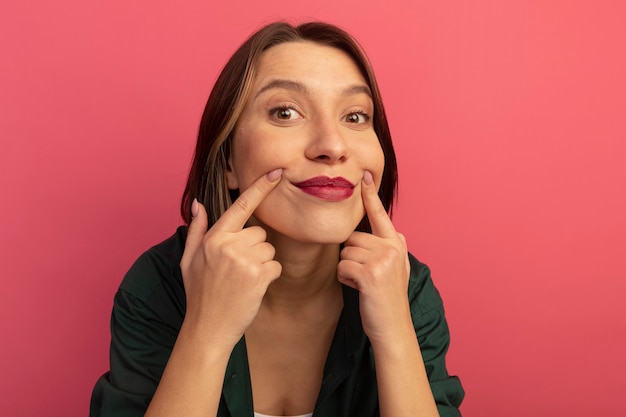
<box><xmin>91</xmin><ymin>21</ymin><xmax>464</xmax><ymax>417</ymax></box>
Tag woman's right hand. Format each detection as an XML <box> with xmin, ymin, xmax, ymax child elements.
<box><xmin>179</xmin><ymin>168</ymin><xmax>283</xmax><ymax>350</ymax></box>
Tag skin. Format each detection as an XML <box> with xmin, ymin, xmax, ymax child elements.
<box><xmin>145</xmin><ymin>41</ymin><xmax>439</xmax><ymax>417</ymax></box>
<box><xmin>227</xmin><ymin>42</ymin><xmax>386</xmax><ymax>414</ymax></box>
<box><xmin>226</xmin><ymin>41</ymin><xmax>384</xmax><ymax>245</ymax></box>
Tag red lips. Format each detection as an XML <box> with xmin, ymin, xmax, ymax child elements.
<box><xmin>293</xmin><ymin>176</ymin><xmax>355</xmax><ymax>201</ymax></box>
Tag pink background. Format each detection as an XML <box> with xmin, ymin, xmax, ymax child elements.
<box><xmin>2</xmin><ymin>0</ymin><xmax>625</xmax><ymax>415</ymax></box>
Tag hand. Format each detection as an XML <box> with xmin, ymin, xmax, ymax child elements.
<box><xmin>337</xmin><ymin>170</ymin><xmax>411</xmax><ymax>342</ymax></box>
<box><xmin>179</xmin><ymin>169</ymin><xmax>283</xmax><ymax>349</ymax></box>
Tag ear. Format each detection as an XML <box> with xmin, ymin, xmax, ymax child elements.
<box><xmin>224</xmin><ymin>154</ymin><xmax>239</xmax><ymax>190</ymax></box>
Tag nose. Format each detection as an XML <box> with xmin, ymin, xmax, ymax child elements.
<box><xmin>305</xmin><ymin>117</ymin><xmax>348</xmax><ymax>163</ymax></box>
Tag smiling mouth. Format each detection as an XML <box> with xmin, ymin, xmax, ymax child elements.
<box><xmin>292</xmin><ymin>176</ymin><xmax>355</xmax><ymax>201</ymax></box>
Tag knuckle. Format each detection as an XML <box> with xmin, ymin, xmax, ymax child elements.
<box><xmin>232</xmin><ymin>197</ymin><xmax>253</xmax><ymax>217</ymax></box>
<box><xmin>267</xmin><ymin>260</ymin><xmax>282</xmax><ymax>279</ymax></box>
<box><xmin>371</xmin><ymin>206</ymin><xmax>387</xmax><ymax>220</ymax></box>
<box><xmin>263</xmin><ymin>242</ymin><xmax>276</xmax><ymax>259</ymax></box>
<box><xmin>219</xmin><ymin>240</ymin><xmax>239</xmax><ymax>259</ymax></box>
<box><xmin>368</xmin><ymin>263</ymin><xmax>386</xmax><ymax>280</ymax></box>
<box><xmin>248</xmin><ymin>263</ymin><xmax>262</xmax><ymax>277</ymax></box>
<box><xmin>336</xmin><ymin>260</ymin><xmax>346</xmax><ymax>275</ymax></box>
<box><xmin>249</xmin><ymin>225</ymin><xmax>267</xmax><ymax>241</ymax></box>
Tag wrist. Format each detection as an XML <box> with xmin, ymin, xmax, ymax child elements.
<box><xmin>179</xmin><ymin>316</ymin><xmax>241</xmax><ymax>358</ymax></box>
<box><xmin>368</xmin><ymin>315</ymin><xmax>417</xmax><ymax>353</ymax></box>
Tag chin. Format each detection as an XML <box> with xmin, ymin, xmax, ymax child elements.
<box><xmin>259</xmin><ymin>217</ymin><xmax>360</xmax><ymax>246</ymax></box>
<box><xmin>253</xmin><ymin>201</ymin><xmax>365</xmax><ymax>245</ymax></box>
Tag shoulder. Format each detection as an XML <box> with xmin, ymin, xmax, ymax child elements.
<box><xmin>407</xmin><ymin>253</ymin><xmax>445</xmax><ymax>316</ymax></box>
<box><xmin>118</xmin><ymin>226</ymin><xmax>188</xmax><ymax>304</ymax></box>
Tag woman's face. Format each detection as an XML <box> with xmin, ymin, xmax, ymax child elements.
<box><xmin>226</xmin><ymin>41</ymin><xmax>385</xmax><ymax>244</ymax></box>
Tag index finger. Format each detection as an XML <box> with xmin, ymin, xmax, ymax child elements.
<box><xmin>213</xmin><ymin>168</ymin><xmax>283</xmax><ymax>231</ymax></box>
<box><xmin>361</xmin><ymin>170</ymin><xmax>397</xmax><ymax>238</ymax></box>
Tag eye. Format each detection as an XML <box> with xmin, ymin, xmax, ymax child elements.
<box><xmin>270</xmin><ymin>105</ymin><xmax>302</xmax><ymax>121</ymax></box>
<box><xmin>343</xmin><ymin>111</ymin><xmax>370</xmax><ymax>124</ymax></box>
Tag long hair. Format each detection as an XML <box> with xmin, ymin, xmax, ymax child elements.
<box><xmin>181</xmin><ymin>21</ymin><xmax>398</xmax><ymax>233</ymax></box>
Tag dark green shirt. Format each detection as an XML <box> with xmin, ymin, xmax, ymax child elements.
<box><xmin>90</xmin><ymin>226</ymin><xmax>464</xmax><ymax>416</ymax></box>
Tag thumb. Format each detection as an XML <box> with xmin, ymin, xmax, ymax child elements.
<box><xmin>181</xmin><ymin>198</ymin><xmax>208</xmax><ymax>270</ymax></box>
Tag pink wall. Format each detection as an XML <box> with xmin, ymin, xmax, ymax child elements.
<box><xmin>2</xmin><ymin>1</ymin><xmax>625</xmax><ymax>415</ymax></box>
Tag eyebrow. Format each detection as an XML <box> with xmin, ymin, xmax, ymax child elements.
<box><xmin>254</xmin><ymin>78</ymin><xmax>372</xmax><ymax>99</ymax></box>
<box><xmin>255</xmin><ymin>79</ymin><xmax>308</xmax><ymax>99</ymax></box>
<box><xmin>342</xmin><ymin>84</ymin><xmax>373</xmax><ymax>98</ymax></box>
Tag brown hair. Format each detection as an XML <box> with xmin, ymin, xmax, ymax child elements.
<box><xmin>181</xmin><ymin>21</ymin><xmax>398</xmax><ymax>232</ymax></box>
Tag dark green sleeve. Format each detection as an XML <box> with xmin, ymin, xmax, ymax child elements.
<box><xmin>90</xmin><ymin>231</ymin><xmax>187</xmax><ymax>417</ymax></box>
<box><xmin>90</xmin><ymin>289</ymin><xmax>181</xmax><ymax>417</ymax></box>
<box><xmin>408</xmin><ymin>254</ymin><xmax>465</xmax><ymax>416</ymax></box>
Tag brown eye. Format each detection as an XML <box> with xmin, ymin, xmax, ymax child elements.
<box><xmin>270</xmin><ymin>106</ymin><xmax>302</xmax><ymax>121</ymax></box>
<box><xmin>277</xmin><ymin>108</ymin><xmax>293</xmax><ymax>119</ymax></box>
<box><xmin>344</xmin><ymin>111</ymin><xmax>369</xmax><ymax>124</ymax></box>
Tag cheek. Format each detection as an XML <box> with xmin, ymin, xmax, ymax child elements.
<box><xmin>231</xmin><ymin>134</ymin><xmax>287</xmax><ymax>189</ymax></box>
<box><xmin>231</xmin><ymin>125</ymin><xmax>263</xmax><ymax>180</ymax></box>
<box><xmin>375</xmin><ymin>151</ymin><xmax>385</xmax><ymax>182</ymax></box>
<box><xmin>362</xmin><ymin>140</ymin><xmax>386</xmax><ymax>184</ymax></box>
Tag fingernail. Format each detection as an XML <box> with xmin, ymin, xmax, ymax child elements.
<box><xmin>191</xmin><ymin>198</ymin><xmax>199</xmax><ymax>218</ymax></box>
<box><xmin>363</xmin><ymin>170</ymin><xmax>373</xmax><ymax>186</ymax></box>
<box><xmin>266</xmin><ymin>168</ymin><xmax>283</xmax><ymax>182</ymax></box>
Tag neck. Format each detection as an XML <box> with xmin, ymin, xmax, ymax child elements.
<box><xmin>261</xmin><ymin>224</ymin><xmax>342</xmax><ymax>311</ymax></box>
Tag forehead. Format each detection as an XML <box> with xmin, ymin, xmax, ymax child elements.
<box><xmin>253</xmin><ymin>41</ymin><xmax>367</xmax><ymax>89</ymax></box>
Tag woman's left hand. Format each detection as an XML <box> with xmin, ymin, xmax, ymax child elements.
<box><xmin>337</xmin><ymin>170</ymin><xmax>412</xmax><ymax>343</ymax></box>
